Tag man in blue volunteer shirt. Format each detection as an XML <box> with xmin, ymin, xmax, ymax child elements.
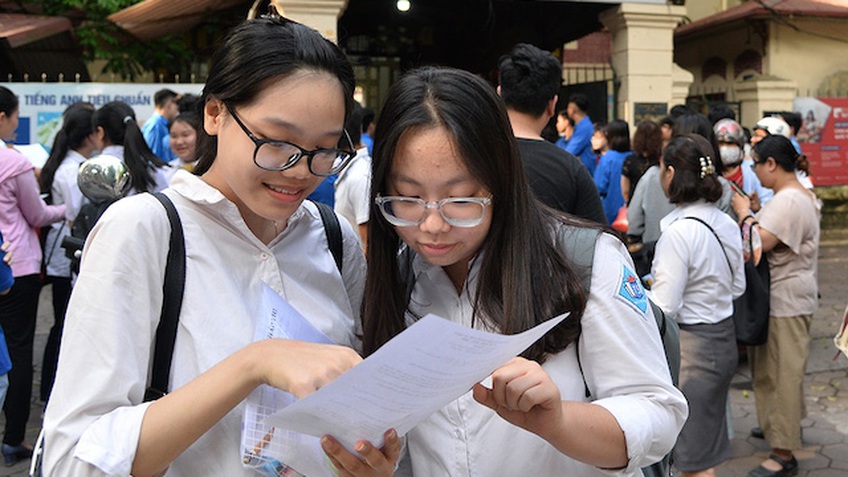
<box><xmin>142</xmin><ymin>89</ymin><xmax>180</xmax><ymax>162</ymax></box>
<box><xmin>565</xmin><ymin>93</ymin><xmax>597</xmax><ymax>176</ymax></box>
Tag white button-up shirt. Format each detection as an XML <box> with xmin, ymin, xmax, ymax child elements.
<box><xmin>43</xmin><ymin>170</ymin><xmax>366</xmax><ymax>476</ymax></box>
<box><xmin>44</xmin><ymin>149</ymin><xmax>88</xmax><ymax>277</ymax></box>
<box><xmin>334</xmin><ymin>147</ymin><xmax>371</xmax><ymax>246</ymax></box>
<box><xmin>652</xmin><ymin>201</ymin><xmax>745</xmax><ymax>325</ymax></box>
<box><xmin>398</xmin><ymin>232</ymin><xmax>688</xmax><ymax>476</ymax></box>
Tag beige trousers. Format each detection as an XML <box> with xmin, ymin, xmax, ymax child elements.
<box><xmin>750</xmin><ymin>314</ymin><xmax>812</xmax><ymax>450</ymax></box>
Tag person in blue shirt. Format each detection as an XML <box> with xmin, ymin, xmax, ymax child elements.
<box><xmin>0</xmin><ymin>237</ymin><xmax>12</xmax><ymax>412</ymax></box>
<box><xmin>306</xmin><ymin>174</ymin><xmax>337</xmax><ymax>207</ymax></box>
<box><xmin>554</xmin><ymin>109</ymin><xmax>573</xmax><ymax>151</ymax></box>
<box><xmin>593</xmin><ymin>120</ymin><xmax>631</xmax><ymax>225</ymax></box>
<box><xmin>142</xmin><ymin>89</ymin><xmax>180</xmax><ymax>162</ymax></box>
<box><xmin>565</xmin><ymin>93</ymin><xmax>596</xmax><ymax>175</ymax></box>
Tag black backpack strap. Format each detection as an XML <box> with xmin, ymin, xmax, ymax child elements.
<box><xmin>313</xmin><ymin>201</ymin><xmax>343</xmax><ymax>274</ymax></box>
<box><xmin>144</xmin><ymin>192</ymin><xmax>186</xmax><ymax>402</ymax></box>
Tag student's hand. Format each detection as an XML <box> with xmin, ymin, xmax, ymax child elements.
<box><xmin>1</xmin><ymin>241</ymin><xmax>12</xmax><ymax>265</ymax></box>
<box><xmin>731</xmin><ymin>191</ymin><xmax>752</xmax><ymax>220</ymax></box>
<box><xmin>321</xmin><ymin>429</ymin><xmax>401</xmax><ymax>477</ymax></box>
<box><xmin>251</xmin><ymin>339</ymin><xmax>362</xmax><ymax>398</ymax></box>
<box><xmin>472</xmin><ymin>357</ymin><xmax>564</xmax><ymax>441</ymax></box>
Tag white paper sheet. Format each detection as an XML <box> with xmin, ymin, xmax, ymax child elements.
<box><xmin>241</xmin><ymin>284</ymin><xmax>337</xmax><ymax>477</ymax></box>
<box><xmin>14</xmin><ymin>144</ymin><xmax>49</xmax><ymax>168</ymax></box>
<box><xmin>263</xmin><ymin>312</ymin><xmax>569</xmax><ymax>452</ymax></box>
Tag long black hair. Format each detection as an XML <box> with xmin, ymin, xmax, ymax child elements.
<box><xmin>40</xmin><ymin>103</ymin><xmax>95</xmax><ymax>199</ymax></box>
<box><xmin>193</xmin><ymin>16</ymin><xmax>355</xmax><ymax>175</ymax></box>
<box><xmin>92</xmin><ymin>101</ymin><xmax>168</xmax><ymax>193</ymax></box>
<box><xmin>362</xmin><ymin>67</ymin><xmax>589</xmax><ymax>363</ymax></box>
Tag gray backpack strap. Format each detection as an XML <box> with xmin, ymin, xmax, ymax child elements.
<box><xmin>554</xmin><ymin>224</ymin><xmax>602</xmax><ymax>292</ymax></box>
<box><xmin>557</xmin><ymin>224</ymin><xmax>679</xmax><ymax>394</ymax></box>
<box><xmin>554</xmin><ymin>224</ymin><xmax>601</xmax><ymax>398</ymax></box>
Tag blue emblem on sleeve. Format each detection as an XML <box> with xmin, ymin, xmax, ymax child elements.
<box><xmin>617</xmin><ymin>265</ymin><xmax>648</xmax><ymax>316</ymax></box>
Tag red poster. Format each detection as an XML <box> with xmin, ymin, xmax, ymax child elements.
<box><xmin>795</xmin><ymin>97</ymin><xmax>848</xmax><ymax>186</ymax></box>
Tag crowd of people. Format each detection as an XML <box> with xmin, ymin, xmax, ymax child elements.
<box><xmin>0</xmin><ymin>14</ymin><xmax>823</xmax><ymax>477</ymax></box>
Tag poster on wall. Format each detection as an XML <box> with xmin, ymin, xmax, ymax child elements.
<box><xmin>0</xmin><ymin>83</ymin><xmax>204</xmax><ymax>165</ymax></box>
<box><xmin>794</xmin><ymin>97</ymin><xmax>848</xmax><ymax>186</ymax></box>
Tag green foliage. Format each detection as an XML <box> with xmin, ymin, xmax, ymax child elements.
<box><xmin>37</xmin><ymin>0</ymin><xmax>193</xmax><ymax>80</ymax></box>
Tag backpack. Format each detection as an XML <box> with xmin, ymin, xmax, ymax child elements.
<box><xmin>559</xmin><ymin>224</ymin><xmax>679</xmax><ymax>477</ymax></box>
<box><xmin>60</xmin><ymin>201</ymin><xmax>116</xmax><ymax>275</ymax></box>
<box><xmin>397</xmin><ymin>224</ymin><xmax>679</xmax><ymax>477</ymax></box>
<box><xmin>29</xmin><ymin>199</ymin><xmax>343</xmax><ymax>477</ymax></box>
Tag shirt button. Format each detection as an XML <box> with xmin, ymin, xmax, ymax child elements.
<box><xmin>260</xmin><ymin>253</ymin><xmax>269</xmax><ymax>260</ymax></box>
<box><xmin>454</xmin><ymin>429</ymin><xmax>462</xmax><ymax>439</ymax></box>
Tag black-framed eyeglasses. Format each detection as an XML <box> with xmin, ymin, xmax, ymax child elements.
<box><xmin>750</xmin><ymin>158</ymin><xmax>766</xmax><ymax>171</ymax></box>
<box><xmin>375</xmin><ymin>195</ymin><xmax>493</xmax><ymax>228</ymax></box>
<box><xmin>225</xmin><ymin>104</ymin><xmax>355</xmax><ymax>177</ymax></box>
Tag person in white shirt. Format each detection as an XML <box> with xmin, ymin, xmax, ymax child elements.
<box><xmin>91</xmin><ymin>100</ymin><xmax>174</xmax><ymax>195</ymax></box>
<box><xmin>354</xmin><ymin>67</ymin><xmax>687</xmax><ymax>476</ymax></box>
<box><xmin>42</xmin><ymin>14</ymin><xmax>400</xmax><ymax>477</ymax></box>
<box><xmin>334</xmin><ymin>104</ymin><xmax>371</xmax><ymax>250</ymax></box>
<box><xmin>651</xmin><ymin>134</ymin><xmax>745</xmax><ymax>477</ymax></box>
<box><xmin>37</xmin><ymin>102</ymin><xmax>97</xmax><ymax>404</ymax></box>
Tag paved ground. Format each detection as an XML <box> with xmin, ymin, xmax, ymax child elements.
<box><xmin>1</xmin><ymin>233</ymin><xmax>847</xmax><ymax>476</ymax></box>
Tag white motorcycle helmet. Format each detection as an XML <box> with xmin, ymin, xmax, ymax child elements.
<box><xmin>754</xmin><ymin>116</ymin><xmax>791</xmax><ymax>138</ymax></box>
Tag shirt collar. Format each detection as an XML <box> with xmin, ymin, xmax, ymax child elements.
<box><xmin>101</xmin><ymin>145</ymin><xmax>124</xmax><ymax>158</ymax></box>
<box><xmin>660</xmin><ymin>200</ymin><xmax>714</xmax><ymax>232</ymax></box>
<box><xmin>66</xmin><ymin>149</ymin><xmax>87</xmax><ymax>164</ymax></box>
<box><xmin>168</xmin><ymin>169</ymin><xmax>314</xmax><ymax>234</ymax></box>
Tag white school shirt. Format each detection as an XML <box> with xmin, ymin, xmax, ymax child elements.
<box><xmin>44</xmin><ymin>149</ymin><xmax>88</xmax><ymax>277</ymax></box>
<box><xmin>42</xmin><ymin>170</ymin><xmax>366</xmax><ymax>476</ymax></box>
<box><xmin>651</xmin><ymin>201</ymin><xmax>745</xmax><ymax>325</ymax></box>
<box><xmin>398</xmin><ymin>232</ymin><xmax>688</xmax><ymax>477</ymax></box>
<box><xmin>334</xmin><ymin>147</ymin><xmax>371</xmax><ymax>245</ymax></box>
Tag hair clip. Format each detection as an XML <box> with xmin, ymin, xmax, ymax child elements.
<box><xmin>698</xmin><ymin>156</ymin><xmax>715</xmax><ymax>179</ymax></box>
<box><xmin>262</xmin><ymin>4</ymin><xmax>283</xmax><ymax>19</ymax></box>
<box><xmin>122</xmin><ymin>115</ymin><xmax>133</xmax><ymax>125</ymax></box>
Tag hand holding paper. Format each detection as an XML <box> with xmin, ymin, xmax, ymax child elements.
<box><xmin>264</xmin><ymin>312</ymin><xmax>569</xmax><ymax>452</ymax></box>
<box><xmin>472</xmin><ymin>356</ymin><xmax>565</xmax><ymax>442</ymax></box>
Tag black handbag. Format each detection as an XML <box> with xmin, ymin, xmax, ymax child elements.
<box><xmin>685</xmin><ymin>217</ymin><xmax>770</xmax><ymax>346</ymax></box>
<box><xmin>733</xmin><ymin>233</ymin><xmax>770</xmax><ymax>346</ymax></box>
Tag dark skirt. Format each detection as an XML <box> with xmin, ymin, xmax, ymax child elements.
<box><xmin>673</xmin><ymin>318</ymin><xmax>738</xmax><ymax>472</ymax></box>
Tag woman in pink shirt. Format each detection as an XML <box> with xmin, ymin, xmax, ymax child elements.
<box><xmin>0</xmin><ymin>85</ymin><xmax>66</xmax><ymax>466</ymax></box>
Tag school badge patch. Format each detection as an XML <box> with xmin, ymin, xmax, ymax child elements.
<box><xmin>616</xmin><ymin>264</ymin><xmax>648</xmax><ymax>316</ymax></box>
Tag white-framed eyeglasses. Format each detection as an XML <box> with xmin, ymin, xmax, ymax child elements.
<box><xmin>375</xmin><ymin>195</ymin><xmax>493</xmax><ymax>228</ymax></box>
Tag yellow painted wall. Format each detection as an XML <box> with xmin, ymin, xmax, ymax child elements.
<box><xmin>674</xmin><ymin>23</ymin><xmax>766</xmax><ymax>88</ymax></box>
<box><xmin>675</xmin><ymin>16</ymin><xmax>848</xmax><ymax>98</ymax></box>
<box><xmin>767</xmin><ymin>19</ymin><xmax>848</xmax><ymax>96</ymax></box>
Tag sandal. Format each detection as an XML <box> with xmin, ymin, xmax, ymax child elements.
<box><xmin>747</xmin><ymin>453</ymin><xmax>798</xmax><ymax>477</ymax></box>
